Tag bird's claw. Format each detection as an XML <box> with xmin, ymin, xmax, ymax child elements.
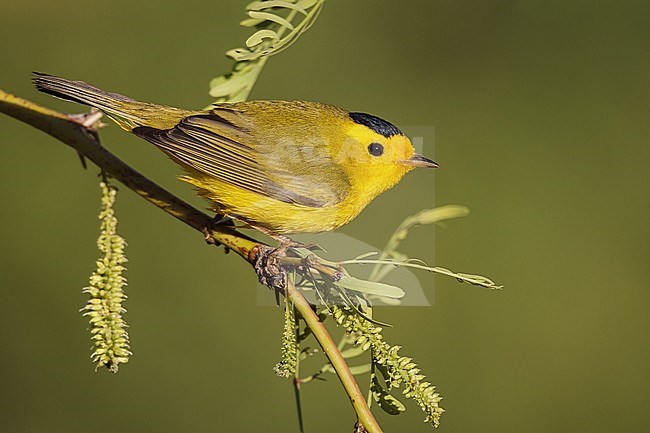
<box><xmin>254</xmin><ymin>244</ymin><xmax>288</xmax><ymax>290</ymax></box>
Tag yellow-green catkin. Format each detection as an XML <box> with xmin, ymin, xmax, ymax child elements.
<box><xmin>81</xmin><ymin>181</ymin><xmax>131</xmax><ymax>372</ymax></box>
<box><xmin>331</xmin><ymin>305</ymin><xmax>444</xmax><ymax>428</ymax></box>
<box><xmin>274</xmin><ymin>301</ymin><xmax>298</xmax><ymax>378</ymax></box>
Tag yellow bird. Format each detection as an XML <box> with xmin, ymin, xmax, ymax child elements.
<box><xmin>33</xmin><ymin>73</ymin><xmax>437</xmax><ymax>239</ymax></box>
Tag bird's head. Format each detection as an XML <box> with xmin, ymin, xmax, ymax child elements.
<box><xmin>333</xmin><ymin>111</ymin><xmax>438</xmax><ymax>200</ymax></box>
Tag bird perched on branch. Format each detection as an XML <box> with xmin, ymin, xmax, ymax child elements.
<box><xmin>33</xmin><ymin>72</ymin><xmax>437</xmax><ymax>243</ymax></box>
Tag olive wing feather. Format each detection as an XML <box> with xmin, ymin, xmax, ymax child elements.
<box><xmin>133</xmin><ymin>111</ymin><xmax>349</xmax><ymax>208</ymax></box>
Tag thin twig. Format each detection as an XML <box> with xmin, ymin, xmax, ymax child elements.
<box><xmin>285</xmin><ymin>279</ymin><xmax>383</xmax><ymax>433</ymax></box>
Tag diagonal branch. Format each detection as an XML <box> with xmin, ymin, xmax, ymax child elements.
<box><xmin>0</xmin><ymin>89</ymin><xmax>256</xmax><ymax>257</ymax></box>
<box><xmin>0</xmin><ymin>89</ymin><xmax>383</xmax><ymax>433</ymax></box>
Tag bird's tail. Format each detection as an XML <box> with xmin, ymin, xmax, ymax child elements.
<box><xmin>32</xmin><ymin>72</ymin><xmax>187</xmax><ymax>130</ymax></box>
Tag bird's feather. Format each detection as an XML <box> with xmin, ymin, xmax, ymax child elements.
<box><xmin>133</xmin><ymin>107</ymin><xmax>350</xmax><ymax>208</ymax></box>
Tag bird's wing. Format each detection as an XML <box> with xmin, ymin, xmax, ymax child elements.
<box><xmin>132</xmin><ymin>110</ymin><xmax>349</xmax><ymax>208</ymax></box>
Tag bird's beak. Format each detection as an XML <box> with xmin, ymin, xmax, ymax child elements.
<box><xmin>400</xmin><ymin>154</ymin><xmax>439</xmax><ymax>168</ymax></box>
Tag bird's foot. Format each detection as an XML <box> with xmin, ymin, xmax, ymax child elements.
<box><xmin>69</xmin><ymin>108</ymin><xmax>105</xmax><ymax>130</ymax></box>
<box><xmin>254</xmin><ymin>244</ymin><xmax>289</xmax><ymax>290</ymax></box>
<box><xmin>249</xmin><ymin>229</ymin><xmax>323</xmax><ymax>288</ymax></box>
<box><xmin>254</xmin><ymin>234</ymin><xmax>319</xmax><ymax>289</ymax></box>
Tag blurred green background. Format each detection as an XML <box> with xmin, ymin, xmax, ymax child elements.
<box><xmin>1</xmin><ymin>1</ymin><xmax>649</xmax><ymax>432</ymax></box>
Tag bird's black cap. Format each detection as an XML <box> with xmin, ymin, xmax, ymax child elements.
<box><xmin>349</xmin><ymin>112</ymin><xmax>403</xmax><ymax>138</ymax></box>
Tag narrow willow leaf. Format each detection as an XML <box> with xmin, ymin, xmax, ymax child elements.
<box><xmin>240</xmin><ymin>17</ymin><xmax>266</xmax><ymax>27</ymax></box>
<box><xmin>208</xmin><ymin>75</ymin><xmax>248</xmax><ymax>97</ymax></box>
<box><xmin>248</xmin><ymin>11</ymin><xmax>295</xmax><ymax>30</ymax></box>
<box><xmin>340</xmin><ymin>346</ymin><xmax>367</xmax><ymax>359</ymax></box>
<box><xmin>434</xmin><ymin>267</ymin><xmax>503</xmax><ymax>289</ymax></box>
<box><xmin>247</xmin><ymin>0</ymin><xmax>308</xmax><ymax>14</ymax></box>
<box><xmin>296</xmin><ymin>0</ymin><xmax>318</xmax><ymax>8</ymax></box>
<box><xmin>456</xmin><ymin>272</ymin><xmax>501</xmax><ymax>287</ymax></box>
<box><xmin>208</xmin><ymin>60</ymin><xmax>264</xmax><ymax>102</ymax></box>
<box><xmin>380</xmin><ymin>394</ymin><xmax>407</xmax><ymax>415</ymax></box>
<box><xmin>368</xmin><ymin>205</ymin><xmax>471</xmax><ymax>282</ymax></box>
<box><xmin>374</xmin><ymin>362</ymin><xmax>391</xmax><ymax>383</ymax></box>
<box><xmin>339</xmin><ymin>258</ymin><xmax>503</xmax><ymax>290</ymax></box>
<box><xmin>210</xmin><ymin>0</ymin><xmax>324</xmax><ymax>103</ymax></box>
<box><xmin>371</xmin><ymin>374</ymin><xmax>406</xmax><ymax>415</ymax></box>
<box><xmin>246</xmin><ymin>29</ymin><xmax>280</xmax><ymax>48</ymax></box>
<box><xmin>335</xmin><ymin>275</ymin><xmax>405</xmax><ymax>299</ymax></box>
<box><xmin>348</xmin><ymin>363</ymin><xmax>372</xmax><ymax>375</ymax></box>
<box><xmin>371</xmin><ymin>251</ymin><xmax>407</xmax><ymax>283</ymax></box>
<box><xmin>409</xmin><ymin>205</ymin><xmax>470</xmax><ymax>226</ymax></box>
<box><xmin>225</xmin><ymin>48</ymin><xmax>259</xmax><ymax>62</ymax></box>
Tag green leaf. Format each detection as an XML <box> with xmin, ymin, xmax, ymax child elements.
<box><xmin>379</xmin><ymin>394</ymin><xmax>407</xmax><ymax>415</ymax></box>
<box><xmin>225</xmin><ymin>48</ymin><xmax>260</xmax><ymax>62</ymax></box>
<box><xmin>408</xmin><ymin>205</ymin><xmax>470</xmax><ymax>226</ymax></box>
<box><xmin>245</xmin><ymin>29</ymin><xmax>280</xmax><ymax>48</ymax></box>
<box><xmin>348</xmin><ymin>363</ymin><xmax>372</xmax><ymax>375</ymax></box>
<box><xmin>248</xmin><ymin>11</ymin><xmax>295</xmax><ymax>30</ymax></box>
<box><xmin>247</xmin><ymin>0</ymin><xmax>308</xmax><ymax>14</ymax></box>
<box><xmin>340</xmin><ymin>346</ymin><xmax>367</xmax><ymax>359</ymax></box>
<box><xmin>208</xmin><ymin>75</ymin><xmax>247</xmax><ymax>97</ymax></box>
<box><xmin>296</xmin><ymin>0</ymin><xmax>318</xmax><ymax>8</ymax></box>
<box><xmin>374</xmin><ymin>363</ymin><xmax>391</xmax><ymax>383</ymax></box>
<box><xmin>371</xmin><ymin>374</ymin><xmax>406</xmax><ymax>415</ymax></box>
<box><xmin>208</xmin><ymin>61</ymin><xmax>263</xmax><ymax>99</ymax></box>
<box><xmin>335</xmin><ymin>275</ymin><xmax>405</xmax><ymax>299</ymax></box>
<box><xmin>239</xmin><ymin>17</ymin><xmax>266</xmax><ymax>27</ymax></box>
<box><xmin>338</xmin><ymin>258</ymin><xmax>503</xmax><ymax>290</ymax></box>
<box><xmin>209</xmin><ymin>0</ymin><xmax>325</xmax><ymax>103</ymax></box>
<box><xmin>366</xmin><ymin>205</ymin><xmax>471</xmax><ymax>282</ymax></box>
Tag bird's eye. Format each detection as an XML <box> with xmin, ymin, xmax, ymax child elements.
<box><xmin>368</xmin><ymin>143</ymin><xmax>384</xmax><ymax>157</ymax></box>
